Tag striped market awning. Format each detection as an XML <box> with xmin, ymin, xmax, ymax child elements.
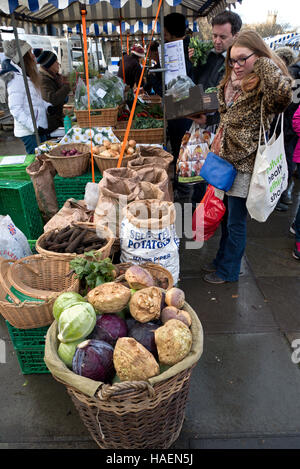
<box><xmin>0</xmin><ymin>0</ymin><xmax>242</xmax><ymax>30</ymax></box>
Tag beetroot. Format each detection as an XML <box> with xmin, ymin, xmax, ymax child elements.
<box><xmin>128</xmin><ymin>321</ymin><xmax>160</xmax><ymax>358</ymax></box>
<box><xmin>91</xmin><ymin>314</ymin><xmax>128</xmax><ymax>346</ymax></box>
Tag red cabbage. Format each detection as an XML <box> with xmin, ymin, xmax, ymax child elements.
<box><xmin>128</xmin><ymin>322</ymin><xmax>160</xmax><ymax>358</ymax></box>
<box><xmin>91</xmin><ymin>314</ymin><xmax>128</xmax><ymax>346</ymax></box>
<box><xmin>72</xmin><ymin>339</ymin><xmax>114</xmax><ymax>382</ymax></box>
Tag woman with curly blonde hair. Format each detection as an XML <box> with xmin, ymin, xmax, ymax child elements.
<box><xmin>203</xmin><ymin>29</ymin><xmax>292</xmax><ymax>284</ymax></box>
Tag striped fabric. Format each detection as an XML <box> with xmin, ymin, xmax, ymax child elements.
<box><xmin>0</xmin><ymin>0</ymin><xmax>242</xmax><ymax>28</ymax></box>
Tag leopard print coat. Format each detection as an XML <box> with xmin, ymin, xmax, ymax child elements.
<box><xmin>217</xmin><ymin>57</ymin><xmax>292</xmax><ymax>173</ymax></box>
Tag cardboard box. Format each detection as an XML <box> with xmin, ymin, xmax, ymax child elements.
<box><xmin>165</xmin><ymin>84</ymin><xmax>218</xmax><ymax>120</ymax></box>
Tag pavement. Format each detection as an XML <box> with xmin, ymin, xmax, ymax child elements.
<box><xmin>0</xmin><ymin>133</ymin><xmax>300</xmax><ymax>450</ymax></box>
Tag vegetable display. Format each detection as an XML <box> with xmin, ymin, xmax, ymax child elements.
<box><xmin>40</xmin><ymin>226</ymin><xmax>107</xmax><ymax>255</ymax></box>
<box><xmin>189</xmin><ymin>38</ymin><xmax>213</xmax><ymax>67</ymax></box>
<box><xmin>53</xmin><ymin>266</ymin><xmax>193</xmax><ymax>384</ymax></box>
<box><xmin>93</xmin><ymin>139</ymin><xmax>137</xmax><ymax>159</ymax></box>
<box><xmin>69</xmin><ymin>255</ymin><xmax>116</xmax><ymax>293</ymax></box>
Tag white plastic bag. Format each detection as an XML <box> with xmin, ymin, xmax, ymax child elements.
<box><xmin>120</xmin><ymin>200</ymin><xmax>180</xmax><ymax>284</ymax></box>
<box><xmin>0</xmin><ymin>215</ymin><xmax>32</xmax><ymax>260</ymax></box>
<box><xmin>246</xmin><ymin>113</ymin><xmax>288</xmax><ymax>222</ymax></box>
<box><xmin>84</xmin><ymin>182</ymin><xmax>100</xmax><ymax>211</ymax></box>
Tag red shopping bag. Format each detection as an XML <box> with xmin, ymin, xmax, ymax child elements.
<box><xmin>192</xmin><ymin>185</ymin><xmax>226</xmax><ymax>242</ymax></box>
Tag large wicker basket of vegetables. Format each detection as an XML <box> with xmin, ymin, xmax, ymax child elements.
<box><xmin>0</xmin><ymin>256</ymin><xmax>79</xmax><ymax>329</ymax></box>
<box><xmin>46</xmin><ymin>143</ymin><xmax>90</xmax><ymax>178</ymax></box>
<box><xmin>44</xmin><ymin>263</ymin><xmax>203</xmax><ymax>449</ymax></box>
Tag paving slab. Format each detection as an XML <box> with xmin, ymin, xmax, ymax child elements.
<box><xmin>256</xmin><ymin>277</ymin><xmax>300</xmax><ymax>333</ymax></box>
<box><xmin>183</xmin><ymin>333</ymin><xmax>300</xmax><ymax>437</ymax></box>
<box><xmin>178</xmin><ymin>269</ymin><xmax>278</xmax><ymax>334</ymax></box>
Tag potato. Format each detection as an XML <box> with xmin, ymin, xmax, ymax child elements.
<box><xmin>100</xmin><ymin>150</ymin><xmax>112</xmax><ymax>158</ymax></box>
<box><xmin>109</xmin><ymin>150</ymin><xmax>120</xmax><ymax>158</ymax></box>
<box><xmin>103</xmin><ymin>140</ymin><xmax>111</xmax><ymax>148</ymax></box>
<box><xmin>128</xmin><ymin>139</ymin><xmax>136</xmax><ymax>148</ymax></box>
<box><xmin>87</xmin><ymin>282</ymin><xmax>131</xmax><ymax>313</ymax></box>
<box><xmin>110</xmin><ymin>143</ymin><xmax>121</xmax><ymax>152</ymax></box>
<box><xmin>98</xmin><ymin>145</ymin><xmax>106</xmax><ymax>153</ymax></box>
<box><xmin>126</xmin><ymin>147</ymin><xmax>135</xmax><ymax>155</ymax></box>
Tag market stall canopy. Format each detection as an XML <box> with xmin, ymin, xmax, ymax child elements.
<box><xmin>0</xmin><ymin>0</ymin><xmax>242</xmax><ymax>29</ymax></box>
<box><xmin>63</xmin><ymin>19</ymin><xmax>199</xmax><ymax>37</ymax></box>
<box><xmin>264</xmin><ymin>32</ymin><xmax>299</xmax><ymax>50</ymax></box>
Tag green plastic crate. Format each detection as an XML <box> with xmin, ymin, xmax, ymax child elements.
<box><xmin>54</xmin><ymin>170</ymin><xmax>102</xmax><ymax>209</ymax></box>
<box><xmin>6</xmin><ymin>321</ymin><xmax>50</xmax><ymax>374</ymax></box>
<box><xmin>0</xmin><ymin>179</ymin><xmax>44</xmax><ymax>239</ymax></box>
<box><xmin>28</xmin><ymin>239</ymin><xmax>37</xmax><ymax>254</ymax></box>
<box><xmin>16</xmin><ymin>349</ymin><xmax>49</xmax><ymax>374</ymax></box>
<box><xmin>6</xmin><ymin>321</ymin><xmax>49</xmax><ymax>349</ymax></box>
<box><xmin>0</xmin><ymin>154</ymin><xmax>36</xmax><ymax>181</ymax></box>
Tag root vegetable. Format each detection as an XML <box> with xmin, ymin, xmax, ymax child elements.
<box><xmin>128</xmin><ymin>139</ymin><xmax>136</xmax><ymax>148</ymax></box>
<box><xmin>125</xmin><ymin>265</ymin><xmax>155</xmax><ymax>290</ymax></box>
<box><xmin>87</xmin><ymin>282</ymin><xmax>131</xmax><ymax>313</ymax></box>
<box><xmin>113</xmin><ymin>337</ymin><xmax>159</xmax><ymax>381</ymax></box>
<box><xmin>165</xmin><ymin>287</ymin><xmax>185</xmax><ymax>309</ymax></box>
<box><xmin>103</xmin><ymin>140</ymin><xmax>111</xmax><ymax>148</ymax></box>
<box><xmin>154</xmin><ymin>319</ymin><xmax>192</xmax><ymax>366</ymax></box>
<box><xmin>110</xmin><ymin>143</ymin><xmax>121</xmax><ymax>152</ymax></box>
<box><xmin>129</xmin><ymin>287</ymin><xmax>162</xmax><ymax>323</ymax></box>
<box><xmin>161</xmin><ymin>306</ymin><xmax>192</xmax><ymax>327</ymax></box>
<box><xmin>126</xmin><ymin>147</ymin><xmax>135</xmax><ymax>155</ymax></box>
<box><xmin>100</xmin><ymin>150</ymin><xmax>112</xmax><ymax>158</ymax></box>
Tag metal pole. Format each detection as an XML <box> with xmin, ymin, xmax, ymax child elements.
<box><xmin>160</xmin><ymin>3</ymin><xmax>166</xmax><ymax>147</ymax></box>
<box><xmin>79</xmin><ymin>31</ymin><xmax>87</xmax><ymax>82</ymax></box>
<box><xmin>95</xmin><ymin>36</ymin><xmax>101</xmax><ymax>74</ymax></box>
<box><xmin>12</xmin><ymin>13</ymin><xmax>40</xmax><ymax>148</ymax></box>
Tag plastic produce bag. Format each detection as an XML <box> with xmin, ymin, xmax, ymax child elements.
<box><xmin>0</xmin><ymin>215</ymin><xmax>32</xmax><ymax>260</ymax></box>
<box><xmin>192</xmin><ymin>185</ymin><xmax>226</xmax><ymax>242</ymax></box>
<box><xmin>75</xmin><ymin>73</ymin><xmax>125</xmax><ymax>110</ymax></box>
<box><xmin>176</xmin><ymin>121</ymin><xmax>214</xmax><ymax>183</ymax></box>
<box><xmin>165</xmin><ymin>75</ymin><xmax>195</xmax><ymax>102</ymax></box>
<box><xmin>84</xmin><ymin>182</ymin><xmax>100</xmax><ymax>211</ymax></box>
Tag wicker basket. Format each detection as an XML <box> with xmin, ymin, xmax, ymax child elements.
<box><xmin>45</xmin><ymin>299</ymin><xmax>203</xmax><ymax>449</ymax></box>
<box><xmin>115</xmin><ymin>262</ymin><xmax>174</xmax><ymax>290</ymax></box>
<box><xmin>93</xmin><ymin>152</ymin><xmax>138</xmax><ymax>173</ymax></box>
<box><xmin>36</xmin><ymin>224</ymin><xmax>114</xmax><ymax>261</ymax></box>
<box><xmin>62</xmin><ymin>365</ymin><xmax>194</xmax><ymax>449</ymax></box>
<box><xmin>113</xmin><ymin>126</ymin><xmax>164</xmax><ymax>144</ymax></box>
<box><xmin>75</xmin><ymin>108</ymin><xmax>119</xmax><ymax>127</ymax></box>
<box><xmin>46</xmin><ymin>143</ymin><xmax>91</xmax><ymax>178</ymax></box>
<box><xmin>0</xmin><ymin>257</ymin><xmax>79</xmax><ymax>329</ymax></box>
<box><xmin>6</xmin><ymin>255</ymin><xmax>79</xmax><ymax>300</ymax></box>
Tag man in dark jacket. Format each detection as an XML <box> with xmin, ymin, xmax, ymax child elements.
<box><xmin>189</xmin><ymin>11</ymin><xmax>242</xmax><ymax>208</ymax></box>
<box><xmin>37</xmin><ymin>50</ymin><xmax>70</xmax><ymax>133</ymax></box>
<box><xmin>117</xmin><ymin>44</ymin><xmax>145</xmax><ymax>89</ymax></box>
<box><xmin>189</xmin><ymin>10</ymin><xmax>242</xmax><ymax>128</ymax></box>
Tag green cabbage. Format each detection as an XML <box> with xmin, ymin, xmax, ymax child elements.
<box><xmin>53</xmin><ymin>292</ymin><xmax>86</xmax><ymax>321</ymax></box>
<box><xmin>58</xmin><ymin>339</ymin><xmax>83</xmax><ymax>368</ymax></box>
<box><xmin>57</xmin><ymin>302</ymin><xmax>96</xmax><ymax>343</ymax></box>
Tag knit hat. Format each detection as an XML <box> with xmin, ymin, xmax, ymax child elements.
<box><xmin>3</xmin><ymin>39</ymin><xmax>32</xmax><ymax>64</ymax></box>
<box><xmin>131</xmin><ymin>44</ymin><xmax>145</xmax><ymax>58</ymax></box>
<box><xmin>275</xmin><ymin>47</ymin><xmax>296</xmax><ymax>67</ymax></box>
<box><xmin>37</xmin><ymin>50</ymin><xmax>57</xmax><ymax>69</ymax></box>
<box><xmin>33</xmin><ymin>48</ymin><xmax>43</xmax><ymax>60</ymax></box>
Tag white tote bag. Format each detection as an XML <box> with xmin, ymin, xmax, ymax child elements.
<box><xmin>246</xmin><ymin>112</ymin><xmax>288</xmax><ymax>222</ymax></box>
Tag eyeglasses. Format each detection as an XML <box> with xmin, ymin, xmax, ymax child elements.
<box><xmin>228</xmin><ymin>52</ymin><xmax>255</xmax><ymax>67</ymax></box>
